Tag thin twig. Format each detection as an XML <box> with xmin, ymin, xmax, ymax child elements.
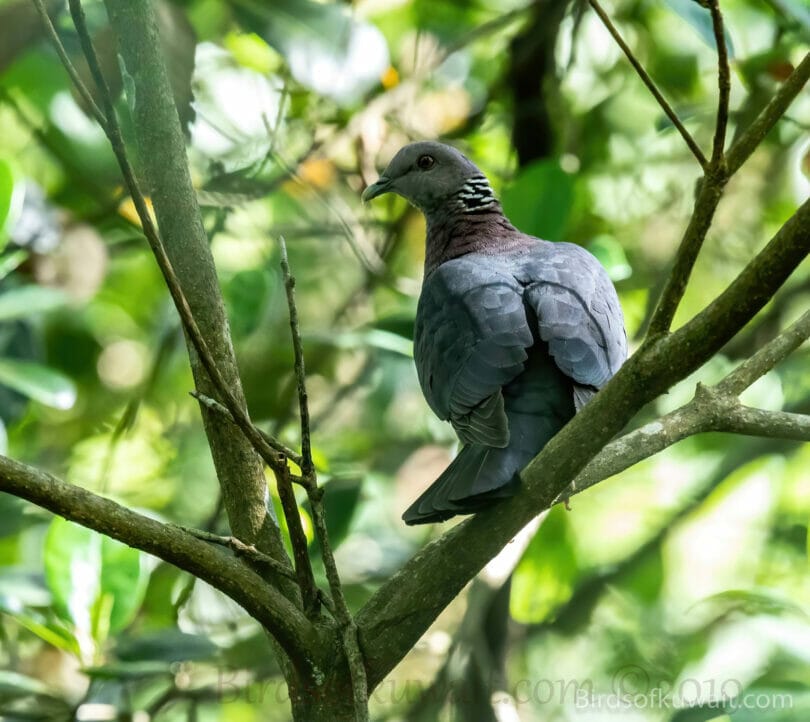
<box><xmin>717</xmin><ymin>309</ymin><xmax>810</xmax><ymax>396</ymax></box>
<box><xmin>708</xmin><ymin>0</ymin><xmax>731</xmax><ymax>164</ymax></box>
<box><xmin>190</xmin><ymin>390</ymin><xmax>303</xmax><ymax>468</ymax></box>
<box><xmin>646</xmin><ymin>53</ymin><xmax>810</xmax><ymax>338</ymax></box>
<box><xmin>726</xmin><ymin>52</ymin><xmax>810</xmax><ymax>174</ymax></box>
<box><xmin>278</xmin><ymin>239</ymin><xmax>369</xmax><ymax>721</ymax></box>
<box><xmin>587</xmin><ymin>0</ymin><xmax>708</xmax><ymax>169</ymax></box>
<box><xmin>30</xmin><ymin>0</ymin><xmax>107</xmax><ymax>129</ymax></box>
<box><xmin>177</xmin><ymin>525</ymin><xmax>297</xmax><ymax>580</ymax></box>
<box><xmin>645</xmin><ymin>172</ymin><xmax>727</xmax><ymax>337</ymax></box>
<box><xmin>276</xmin><ymin>462</ymin><xmax>319</xmax><ymax>614</ymax></box>
<box><xmin>279</xmin><ymin>237</ymin><xmax>313</xmax><ymax>474</ymax></box>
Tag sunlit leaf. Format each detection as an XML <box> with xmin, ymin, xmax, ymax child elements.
<box><xmin>44</xmin><ymin>519</ymin><xmax>148</xmax><ymax>660</ymax></box>
<box><xmin>511</xmin><ymin>506</ymin><xmax>579</xmax><ymax>624</ymax></box>
<box><xmin>0</xmin><ymin>358</ymin><xmax>77</xmax><ymax>409</ymax></box>
<box><xmin>234</xmin><ymin>0</ymin><xmax>390</xmax><ymax>105</ymax></box>
<box><xmin>0</xmin><ymin>249</ymin><xmax>27</xmax><ymax>281</ymax></box>
<box><xmin>0</xmin><ymin>158</ymin><xmax>23</xmax><ymax>248</ymax></box>
<box><xmin>587</xmin><ymin>235</ymin><xmax>632</xmax><ymax>281</ymax></box>
<box><xmin>0</xmin><ymin>286</ymin><xmax>66</xmax><ymax>322</ymax></box>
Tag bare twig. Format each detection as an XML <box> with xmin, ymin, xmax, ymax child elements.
<box><xmin>645</xmin><ymin>171</ymin><xmax>727</xmax><ymax>337</ymax></box>
<box><xmin>0</xmin><ymin>455</ymin><xmax>316</xmax><ymax>667</ymax></box>
<box><xmin>717</xmin><ymin>309</ymin><xmax>810</xmax><ymax>396</ymax></box>
<box><xmin>708</xmin><ymin>0</ymin><xmax>731</xmax><ymax>164</ymax></box>
<box><xmin>726</xmin><ymin>52</ymin><xmax>810</xmax><ymax>174</ymax></box>
<box><xmin>646</xmin><ymin>53</ymin><xmax>809</xmax><ymax>338</ymax></box>
<box><xmin>587</xmin><ymin>0</ymin><xmax>708</xmax><ymax>169</ymax></box>
<box><xmin>31</xmin><ymin>0</ymin><xmax>107</xmax><ymax>129</ymax></box>
<box><xmin>275</xmin><ymin>463</ymin><xmax>319</xmax><ymax>613</ymax></box>
<box><xmin>177</xmin><ymin>525</ymin><xmax>297</xmax><ymax>580</ymax></box>
<box><xmin>278</xmin><ymin>237</ymin><xmax>369</xmax><ymax>721</ymax></box>
<box><xmin>279</xmin><ymin>237</ymin><xmax>313</xmax><ymax>475</ymax></box>
<box><xmin>191</xmin><ymin>390</ymin><xmax>303</xmax><ymax>468</ymax></box>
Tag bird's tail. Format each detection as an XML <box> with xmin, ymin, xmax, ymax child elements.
<box><xmin>402</xmin><ymin>409</ymin><xmax>561</xmax><ymax>525</ymax></box>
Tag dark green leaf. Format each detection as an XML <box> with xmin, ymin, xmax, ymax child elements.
<box><xmin>510</xmin><ymin>505</ymin><xmax>579</xmax><ymax>624</ymax></box>
<box><xmin>501</xmin><ymin>160</ymin><xmax>574</xmax><ymax>241</ymax></box>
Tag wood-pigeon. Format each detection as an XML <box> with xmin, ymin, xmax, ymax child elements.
<box><xmin>363</xmin><ymin>141</ymin><xmax>627</xmax><ymax>524</ymax></box>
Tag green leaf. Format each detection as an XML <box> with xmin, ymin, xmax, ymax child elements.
<box><xmin>115</xmin><ymin>630</ymin><xmax>219</xmax><ymax>664</ymax></box>
<box><xmin>223</xmin><ymin>268</ymin><xmax>273</xmax><ymax>337</ymax></box>
<box><xmin>663</xmin><ymin>0</ymin><xmax>735</xmax><ymax>58</ymax></box>
<box><xmin>305</xmin><ymin>477</ymin><xmax>362</xmax><ymax>551</ymax></box>
<box><xmin>0</xmin><ymin>358</ymin><xmax>77</xmax><ymax>409</ymax></box>
<box><xmin>0</xmin><ymin>249</ymin><xmax>28</xmax><ymax>281</ymax></box>
<box><xmin>0</xmin><ymin>670</ymin><xmax>53</xmax><ymax>700</ymax></box>
<box><xmin>587</xmin><ymin>235</ymin><xmax>632</xmax><ymax>281</ymax></box>
<box><xmin>0</xmin><ymin>158</ymin><xmax>23</xmax><ymax>248</ymax></box>
<box><xmin>501</xmin><ymin>160</ymin><xmax>574</xmax><ymax>241</ymax></box>
<box><xmin>510</xmin><ymin>506</ymin><xmax>579</xmax><ymax>624</ymax></box>
<box><xmin>44</xmin><ymin>519</ymin><xmax>148</xmax><ymax>660</ymax></box>
<box><xmin>0</xmin><ymin>285</ymin><xmax>66</xmax><ymax>322</ymax></box>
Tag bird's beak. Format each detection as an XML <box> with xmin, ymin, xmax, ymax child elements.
<box><xmin>362</xmin><ymin>176</ymin><xmax>393</xmax><ymax>203</ymax></box>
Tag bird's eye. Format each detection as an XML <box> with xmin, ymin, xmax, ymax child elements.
<box><xmin>417</xmin><ymin>155</ymin><xmax>435</xmax><ymax>170</ymax></box>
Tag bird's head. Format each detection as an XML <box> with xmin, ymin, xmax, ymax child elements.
<box><xmin>362</xmin><ymin>141</ymin><xmax>487</xmax><ymax>214</ymax></box>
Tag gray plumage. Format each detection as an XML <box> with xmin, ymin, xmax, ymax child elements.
<box><xmin>363</xmin><ymin>142</ymin><xmax>627</xmax><ymax>525</ymax></box>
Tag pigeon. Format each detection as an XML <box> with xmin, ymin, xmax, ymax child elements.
<box><xmin>363</xmin><ymin>142</ymin><xmax>627</xmax><ymax>525</ymax></box>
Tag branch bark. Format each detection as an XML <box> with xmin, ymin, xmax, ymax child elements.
<box><xmin>0</xmin><ymin>455</ymin><xmax>318</xmax><ymax>670</ymax></box>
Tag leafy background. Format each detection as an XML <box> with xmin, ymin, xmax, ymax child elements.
<box><xmin>0</xmin><ymin>0</ymin><xmax>808</xmax><ymax>719</ymax></box>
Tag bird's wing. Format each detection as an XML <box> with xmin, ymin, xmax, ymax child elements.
<box><xmin>415</xmin><ymin>257</ymin><xmax>533</xmax><ymax>447</ymax></box>
<box><xmin>520</xmin><ymin>242</ymin><xmax>627</xmax><ymax>408</ymax></box>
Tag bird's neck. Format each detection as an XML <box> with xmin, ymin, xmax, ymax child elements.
<box><xmin>423</xmin><ymin>175</ymin><xmax>530</xmax><ymax>276</ymax></box>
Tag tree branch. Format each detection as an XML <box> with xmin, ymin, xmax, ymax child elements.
<box><xmin>726</xmin><ymin>52</ymin><xmax>810</xmax><ymax>175</ymax></box>
<box><xmin>645</xmin><ymin>54</ymin><xmax>808</xmax><ymax>339</ymax></box>
<box><xmin>279</xmin><ymin>238</ymin><xmax>369</xmax><ymax>721</ymax></box>
<box><xmin>65</xmin><ymin>0</ymin><xmax>289</xmax><ymax>567</ymax></box>
<box><xmin>30</xmin><ymin>0</ymin><xmax>106</xmax><ymax>129</ymax></box>
<box><xmin>562</xmin><ymin>309</ymin><xmax>810</xmax><ymax>498</ymax></box>
<box><xmin>708</xmin><ymin>0</ymin><xmax>731</xmax><ymax>164</ymax></box>
<box><xmin>357</xmin><ymin>195</ymin><xmax>810</xmax><ymax>689</ymax></box>
<box><xmin>587</xmin><ymin>0</ymin><xmax>708</xmax><ymax>169</ymax></box>
<box><xmin>0</xmin><ymin>456</ymin><xmax>317</xmax><ymax>671</ymax></box>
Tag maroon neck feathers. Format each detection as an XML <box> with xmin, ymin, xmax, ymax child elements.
<box><xmin>423</xmin><ymin>176</ymin><xmax>535</xmax><ymax>275</ymax></box>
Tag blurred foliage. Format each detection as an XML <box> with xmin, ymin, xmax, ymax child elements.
<box><xmin>0</xmin><ymin>0</ymin><xmax>808</xmax><ymax>720</ymax></box>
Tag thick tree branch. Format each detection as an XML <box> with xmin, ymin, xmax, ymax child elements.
<box><xmin>32</xmin><ymin>0</ymin><xmax>305</xmax><ymax>607</ymax></box>
<box><xmin>0</xmin><ymin>457</ymin><xmax>317</xmax><ymax>670</ymax></box>
<box><xmin>87</xmin><ymin>0</ymin><xmax>291</xmax><ymax>566</ymax></box>
<box><xmin>587</xmin><ymin>0</ymin><xmax>708</xmax><ymax>169</ymax></box>
<box><xmin>358</xmin><ymin>196</ymin><xmax>810</xmax><ymax>688</ymax></box>
<box><xmin>563</xmin><ymin>308</ymin><xmax>810</xmax><ymax>497</ymax></box>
